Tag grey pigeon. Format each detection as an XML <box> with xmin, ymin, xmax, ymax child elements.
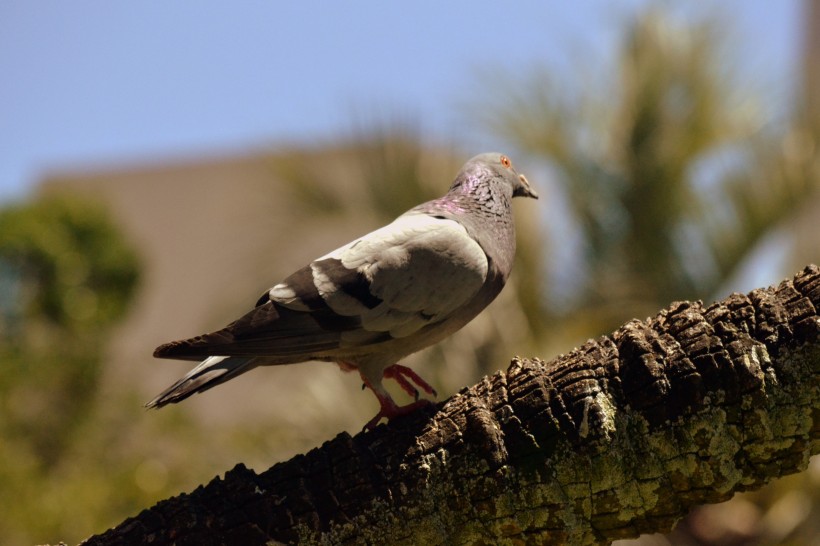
<box><xmin>148</xmin><ymin>152</ymin><xmax>538</xmax><ymax>430</ymax></box>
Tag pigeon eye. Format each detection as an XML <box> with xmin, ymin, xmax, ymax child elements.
<box><xmin>500</xmin><ymin>155</ymin><xmax>512</xmax><ymax>168</ymax></box>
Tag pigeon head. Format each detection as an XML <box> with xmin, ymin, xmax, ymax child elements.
<box><xmin>454</xmin><ymin>152</ymin><xmax>539</xmax><ymax>200</ymax></box>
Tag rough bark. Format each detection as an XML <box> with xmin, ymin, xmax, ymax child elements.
<box><xmin>82</xmin><ymin>265</ymin><xmax>820</xmax><ymax>545</ymax></box>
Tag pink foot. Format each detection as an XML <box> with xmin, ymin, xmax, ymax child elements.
<box><xmin>360</xmin><ymin>369</ymin><xmax>436</xmax><ymax>431</ymax></box>
<box><xmin>384</xmin><ymin>364</ymin><xmax>438</xmax><ymax>399</ymax></box>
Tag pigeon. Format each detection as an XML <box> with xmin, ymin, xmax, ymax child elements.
<box><xmin>147</xmin><ymin>152</ymin><xmax>538</xmax><ymax>430</ymax></box>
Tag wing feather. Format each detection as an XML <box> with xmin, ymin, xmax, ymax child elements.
<box><xmin>154</xmin><ymin>212</ymin><xmax>488</xmax><ymax>360</ymax></box>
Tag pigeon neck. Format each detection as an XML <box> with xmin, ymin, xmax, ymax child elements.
<box><xmin>425</xmin><ymin>179</ymin><xmax>517</xmax><ymax>279</ymax></box>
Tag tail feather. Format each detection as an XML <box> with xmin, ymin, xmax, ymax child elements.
<box><xmin>145</xmin><ymin>356</ymin><xmax>256</xmax><ymax>409</ymax></box>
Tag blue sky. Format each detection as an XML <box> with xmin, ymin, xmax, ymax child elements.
<box><xmin>0</xmin><ymin>1</ymin><xmax>801</xmax><ymax>203</ymax></box>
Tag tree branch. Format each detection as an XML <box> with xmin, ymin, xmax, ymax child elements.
<box><xmin>82</xmin><ymin>265</ymin><xmax>820</xmax><ymax>545</ymax></box>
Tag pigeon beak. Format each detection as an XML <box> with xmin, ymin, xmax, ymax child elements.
<box><xmin>515</xmin><ymin>174</ymin><xmax>539</xmax><ymax>199</ymax></box>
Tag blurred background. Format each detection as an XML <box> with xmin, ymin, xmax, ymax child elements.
<box><xmin>1</xmin><ymin>1</ymin><xmax>819</xmax><ymax>545</ymax></box>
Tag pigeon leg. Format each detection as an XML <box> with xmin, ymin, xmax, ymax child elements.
<box><xmin>384</xmin><ymin>364</ymin><xmax>438</xmax><ymax>398</ymax></box>
<box><xmin>360</xmin><ymin>374</ymin><xmax>432</xmax><ymax>431</ymax></box>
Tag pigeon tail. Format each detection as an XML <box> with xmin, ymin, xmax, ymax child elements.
<box><xmin>145</xmin><ymin>356</ymin><xmax>256</xmax><ymax>409</ymax></box>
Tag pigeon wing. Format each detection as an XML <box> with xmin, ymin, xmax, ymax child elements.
<box><xmin>153</xmin><ymin>212</ymin><xmax>489</xmax><ymax>360</ymax></box>
<box><xmin>328</xmin><ymin>213</ymin><xmax>490</xmax><ymax>342</ymax></box>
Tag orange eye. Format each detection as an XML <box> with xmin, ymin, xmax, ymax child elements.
<box><xmin>500</xmin><ymin>155</ymin><xmax>512</xmax><ymax>168</ymax></box>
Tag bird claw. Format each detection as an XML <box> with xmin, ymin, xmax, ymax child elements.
<box><xmin>359</xmin><ymin>364</ymin><xmax>438</xmax><ymax>431</ymax></box>
<box><xmin>362</xmin><ymin>398</ymin><xmax>433</xmax><ymax>432</ymax></box>
<box><xmin>383</xmin><ymin>364</ymin><xmax>437</xmax><ymax>399</ymax></box>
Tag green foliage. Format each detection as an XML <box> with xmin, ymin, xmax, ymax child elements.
<box><xmin>0</xmin><ymin>195</ymin><xmax>140</xmax><ymax>335</ymax></box>
<box><xmin>0</xmin><ymin>194</ymin><xmax>141</xmax><ymax>542</ymax></box>
<box><xmin>0</xmin><ymin>195</ymin><xmax>140</xmax><ymax>454</ymax></box>
<box><xmin>477</xmin><ymin>11</ymin><xmax>819</xmax><ymax>336</ymax></box>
